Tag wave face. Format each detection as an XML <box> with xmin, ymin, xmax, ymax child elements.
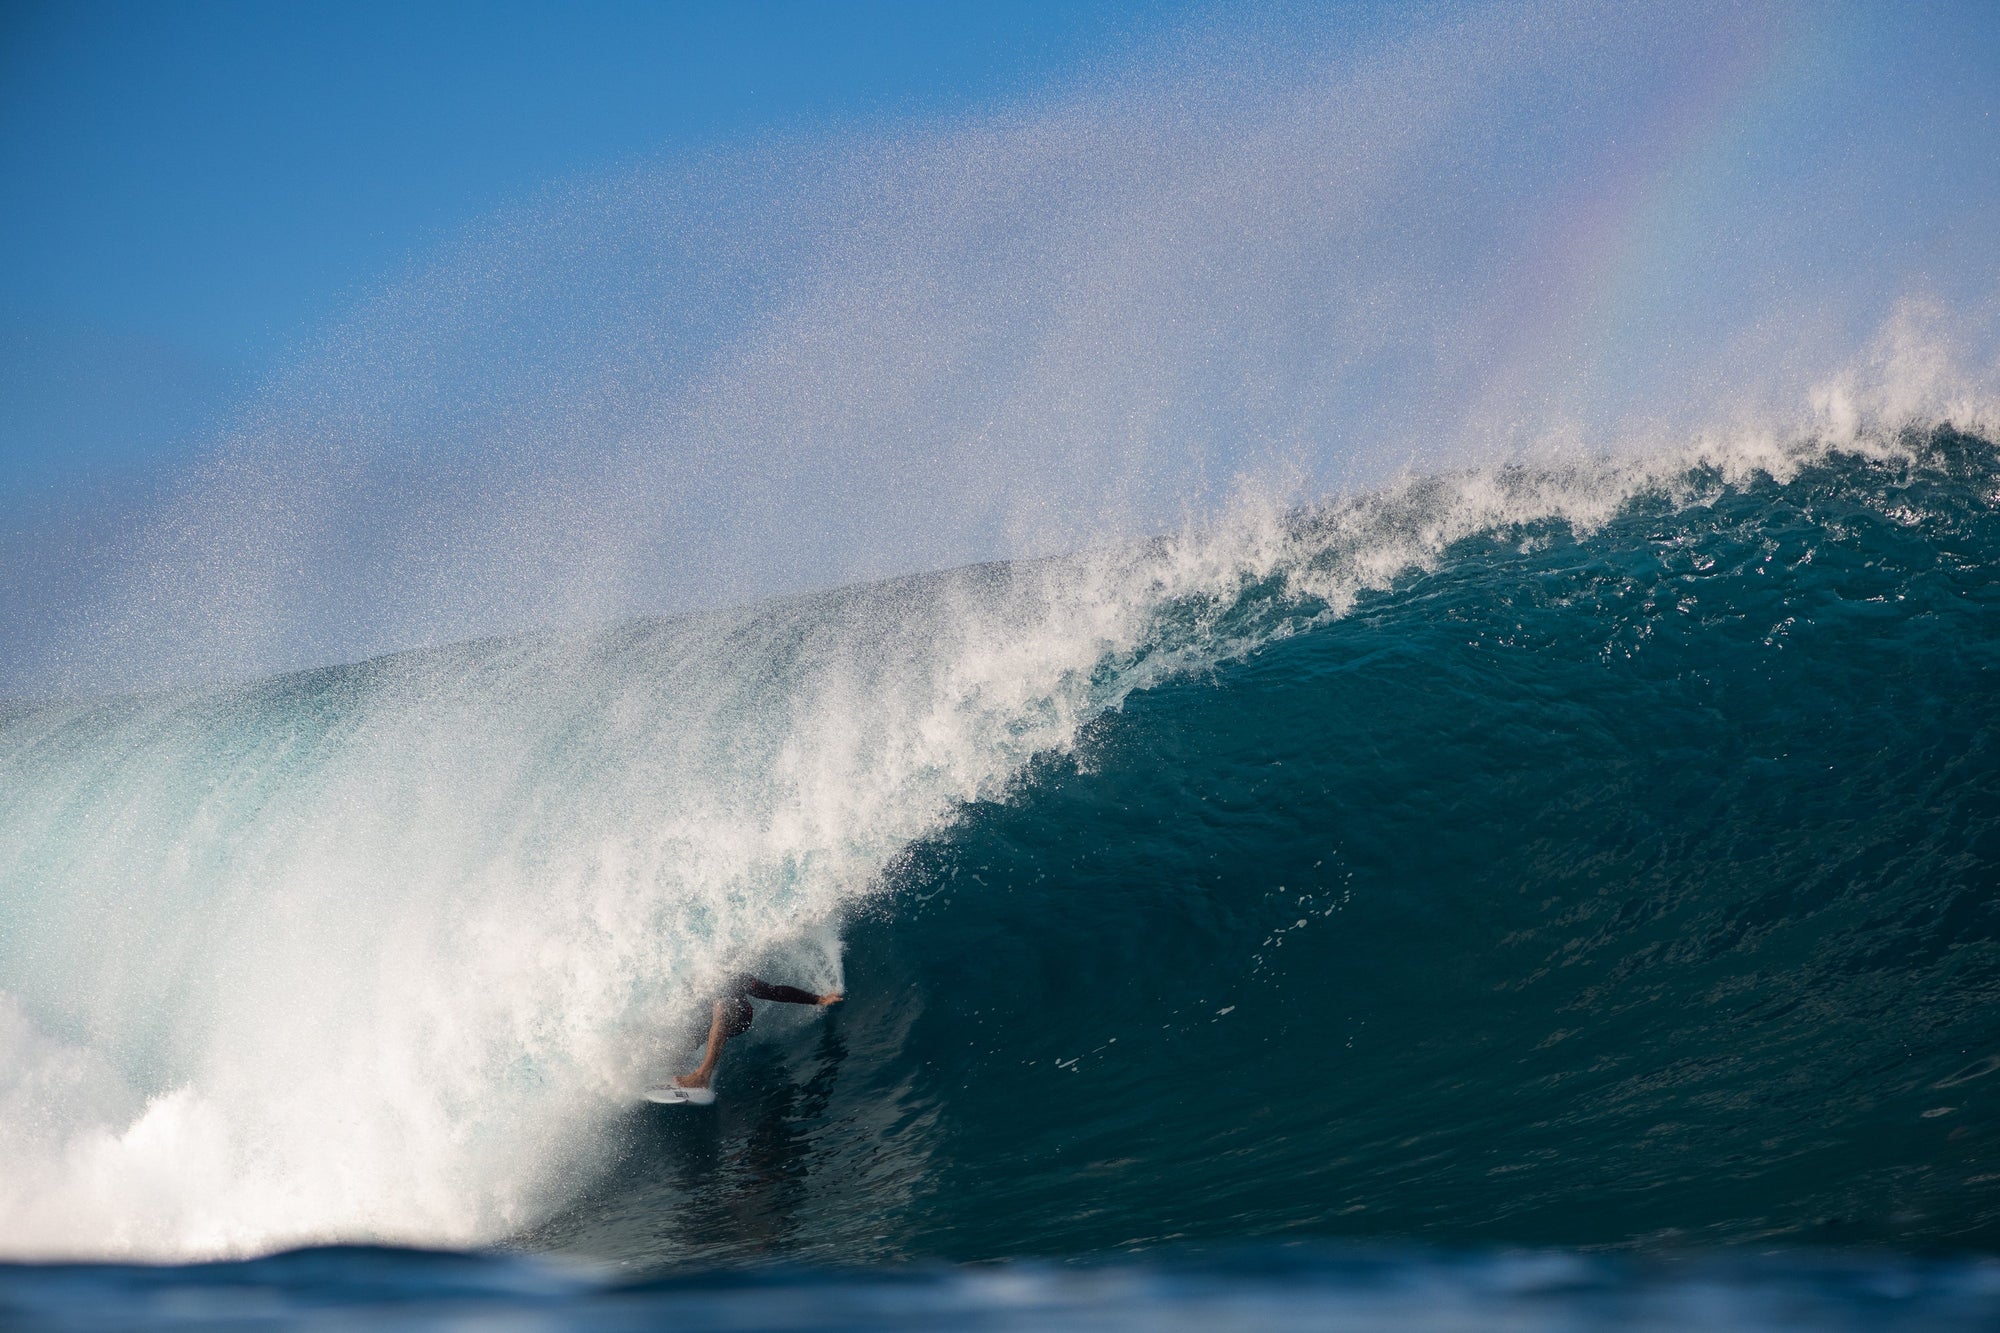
<box><xmin>536</xmin><ymin>431</ymin><xmax>2000</xmax><ymax>1269</ymax></box>
<box><xmin>3</xmin><ymin>430</ymin><xmax>1998</xmax><ymax>1264</ymax></box>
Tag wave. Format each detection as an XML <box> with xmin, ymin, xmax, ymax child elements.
<box><xmin>1</xmin><ymin>424</ymin><xmax>1994</xmax><ymax>1262</ymax></box>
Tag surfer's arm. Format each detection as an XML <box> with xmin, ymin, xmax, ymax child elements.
<box><xmin>741</xmin><ymin>978</ymin><xmax>842</xmax><ymax>1005</ymax></box>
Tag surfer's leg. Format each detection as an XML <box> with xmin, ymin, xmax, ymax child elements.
<box><xmin>676</xmin><ymin>1001</ymin><xmax>731</xmax><ymax>1088</ymax></box>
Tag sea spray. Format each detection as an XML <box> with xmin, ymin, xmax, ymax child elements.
<box><xmin>23</xmin><ymin>1</ymin><xmax>1998</xmax><ymax>697</ymax></box>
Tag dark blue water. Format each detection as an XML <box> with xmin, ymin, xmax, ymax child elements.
<box><xmin>4</xmin><ymin>432</ymin><xmax>1998</xmax><ymax>1326</ymax></box>
<box><xmin>526</xmin><ymin>431</ymin><xmax>2000</xmax><ymax>1274</ymax></box>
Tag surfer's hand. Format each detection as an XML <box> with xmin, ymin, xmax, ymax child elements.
<box><xmin>818</xmin><ymin>992</ymin><xmax>843</xmax><ymax>1005</ymax></box>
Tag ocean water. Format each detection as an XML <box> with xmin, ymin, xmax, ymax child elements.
<box><xmin>2</xmin><ymin>429</ymin><xmax>1997</xmax><ymax>1325</ymax></box>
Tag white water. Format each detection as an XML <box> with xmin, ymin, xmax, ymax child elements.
<box><xmin>0</xmin><ymin>536</ymin><xmax>1280</xmax><ymax>1257</ymax></box>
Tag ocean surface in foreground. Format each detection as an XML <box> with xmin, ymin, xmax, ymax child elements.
<box><xmin>5</xmin><ymin>1245</ymin><xmax>2000</xmax><ymax>1331</ymax></box>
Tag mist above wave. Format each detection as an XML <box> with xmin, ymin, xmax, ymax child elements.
<box><xmin>13</xmin><ymin>0</ymin><xmax>1997</xmax><ymax>695</ymax></box>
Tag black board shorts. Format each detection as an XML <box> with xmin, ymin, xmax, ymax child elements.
<box><xmin>720</xmin><ymin>997</ymin><xmax>755</xmax><ymax>1039</ymax></box>
<box><xmin>714</xmin><ymin>974</ymin><xmax>821</xmax><ymax>1039</ymax></box>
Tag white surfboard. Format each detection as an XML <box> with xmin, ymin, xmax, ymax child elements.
<box><xmin>644</xmin><ymin>1084</ymin><xmax>716</xmax><ymax>1105</ymax></box>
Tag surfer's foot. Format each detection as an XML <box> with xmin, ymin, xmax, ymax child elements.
<box><xmin>674</xmin><ymin>1073</ymin><xmax>711</xmax><ymax>1089</ymax></box>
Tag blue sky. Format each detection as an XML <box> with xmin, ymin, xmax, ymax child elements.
<box><xmin>0</xmin><ymin>0</ymin><xmax>1207</xmax><ymax>486</ymax></box>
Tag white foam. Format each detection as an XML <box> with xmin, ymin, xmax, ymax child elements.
<box><xmin>0</xmin><ymin>535</ymin><xmax>1290</xmax><ymax>1258</ymax></box>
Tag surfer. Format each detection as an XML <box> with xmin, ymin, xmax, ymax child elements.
<box><xmin>675</xmin><ymin>974</ymin><xmax>842</xmax><ymax>1089</ymax></box>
